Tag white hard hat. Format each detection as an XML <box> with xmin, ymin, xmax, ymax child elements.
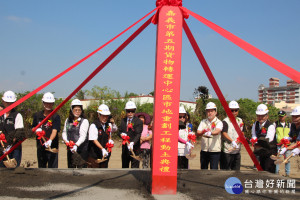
<box><xmin>71</xmin><ymin>99</ymin><xmax>83</xmax><ymax>108</ymax></box>
<box><xmin>42</xmin><ymin>92</ymin><xmax>55</xmax><ymax>103</ymax></box>
<box><xmin>97</xmin><ymin>104</ymin><xmax>111</xmax><ymax>115</ymax></box>
<box><xmin>125</xmin><ymin>101</ymin><xmax>137</xmax><ymax>110</ymax></box>
<box><xmin>2</xmin><ymin>90</ymin><xmax>17</xmax><ymax>102</ymax></box>
<box><xmin>179</xmin><ymin>106</ymin><xmax>186</xmax><ymax>114</ymax></box>
<box><xmin>229</xmin><ymin>101</ymin><xmax>239</xmax><ymax>109</ymax></box>
<box><xmin>291</xmin><ymin>106</ymin><xmax>300</xmax><ymax>116</ymax></box>
<box><xmin>206</xmin><ymin>102</ymin><xmax>217</xmax><ymax>110</ymax></box>
<box><xmin>256</xmin><ymin>104</ymin><xmax>269</xmax><ymax>115</ymax></box>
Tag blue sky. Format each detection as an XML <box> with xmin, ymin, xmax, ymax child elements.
<box><xmin>0</xmin><ymin>0</ymin><xmax>299</xmax><ymax>102</ymax></box>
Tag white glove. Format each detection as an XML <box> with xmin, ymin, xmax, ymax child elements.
<box><xmin>102</xmin><ymin>148</ymin><xmax>109</xmax><ymax>157</ymax></box>
<box><xmin>231</xmin><ymin>141</ymin><xmax>239</xmax><ymax>149</ymax></box>
<box><xmin>3</xmin><ymin>145</ymin><xmax>12</xmax><ymax>154</ymax></box>
<box><xmin>108</xmin><ymin>139</ymin><xmax>114</xmax><ymax>144</ymax></box>
<box><xmin>44</xmin><ymin>139</ymin><xmax>52</xmax><ymax>148</ymax></box>
<box><xmin>128</xmin><ymin>142</ymin><xmax>134</xmax><ymax>150</ymax></box>
<box><xmin>36</xmin><ymin>128</ymin><xmax>42</xmax><ymax>133</ymax></box>
<box><xmin>279</xmin><ymin>147</ymin><xmax>287</xmax><ymax>155</ymax></box>
<box><xmin>121</xmin><ymin>133</ymin><xmax>127</xmax><ymax>137</ymax></box>
<box><xmin>204</xmin><ymin>131</ymin><xmax>212</xmax><ymax>137</ymax></box>
<box><xmin>71</xmin><ymin>145</ymin><xmax>78</xmax><ymax>153</ymax></box>
<box><xmin>291</xmin><ymin>148</ymin><xmax>300</xmax><ymax>156</ymax></box>
<box><xmin>186</xmin><ymin>142</ymin><xmax>194</xmax><ymax>150</ymax></box>
<box><xmin>284</xmin><ymin>137</ymin><xmax>292</xmax><ymax>141</ymax></box>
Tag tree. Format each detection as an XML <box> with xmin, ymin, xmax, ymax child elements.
<box><xmin>75</xmin><ymin>90</ymin><xmax>86</xmax><ymax>100</ymax></box>
<box><xmin>86</xmin><ymin>86</ymin><xmax>120</xmax><ymax>100</ymax></box>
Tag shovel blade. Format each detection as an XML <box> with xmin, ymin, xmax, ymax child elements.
<box><xmin>46</xmin><ymin>148</ymin><xmax>59</xmax><ymax>153</ymax></box>
<box><xmin>130</xmin><ymin>155</ymin><xmax>143</xmax><ymax>161</ymax></box>
<box><xmin>4</xmin><ymin>158</ymin><xmax>17</xmax><ymax>168</ymax></box>
<box><xmin>270</xmin><ymin>155</ymin><xmax>280</xmax><ymax>160</ymax></box>
<box><xmin>274</xmin><ymin>159</ymin><xmax>284</xmax><ymax>165</ymax></box>
<box><xmin>185</xmin><ymin>153</ymin><xmax>196</xmax><ymax>160</ymax></box>
<box><xmin>95</xmin><ymin>158</ymin><xmax>107</xmax><ymax>163</ymax></box>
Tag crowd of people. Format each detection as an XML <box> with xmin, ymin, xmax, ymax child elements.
<box><xmin>0</xmin><ymin>90</ymin><xmax>299</xmax><ymax>175</ymax></box>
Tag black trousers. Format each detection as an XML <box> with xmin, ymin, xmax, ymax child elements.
<box><xmin>37</xmin><ymin>145</ymin><xmax>58</xmax><ymax>168</ymax></box>
<box><xmin>178</xmin><ymin>156</ymin><xmax>188</xmax><ymax>169</ymax></box>
<box><xmin>122</xmin><ymin>146</ymin><xmax>139</xmax><ymax>168</ymax></box>
<box><xmin>200</xmin><ymin>151</ymin><xmax>221</xmax><ymax>170</ymax></box>
<box><xmin>220</xmin><ymin>151</ymin><xmax>241</xmax><ymax>170</ymax></box>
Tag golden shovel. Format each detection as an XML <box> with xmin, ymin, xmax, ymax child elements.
<box><xmin>0</xmin><ymin>141</ymin><xmax>17</xmax><ymax>168</ymax></box>
<box><xmin>95</xmin><ymin>157</ymin><xmax>108</xmax><ymax>164</ymax></box>
<box><xmin>274</xmin><ymin>153</ymin><xmax>294</xmax><ymax>165</ymax></box>
<box><xmin>185</xmin><ymin>148</ymin><xmax>196</xmax><ymax>160</ymax></box>
<box><xmin>127</xmin><ymin>142</ymin><xmax>143</xmax><ymax>161</ymax></box>
<box><xmin>270</xmin><ymin>144</ymin><xmax>284</xmax><ymax>160</ymax></box>
<box><xmin>41</xmin><ymin>137</ymin><xmax>59</xmax><ymax>153</ymax></box>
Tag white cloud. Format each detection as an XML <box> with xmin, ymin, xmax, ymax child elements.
<box><xmin>5</xmin><ymin>15</ymin><xmax>32</xmax><ymax>23</ymax></box>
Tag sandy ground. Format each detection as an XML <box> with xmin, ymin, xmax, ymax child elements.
<box><xmin>20</xmin><ymin>138</ymin><xmax>300</xmax><ymax>178</ymax></box>
<box><xmin>0</xmin><ymin>139</ymin><xmax>299</xmax><ymax>200</ymax></box>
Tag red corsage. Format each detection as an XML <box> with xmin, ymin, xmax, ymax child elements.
<box><xmin>261</xmin><ymin>127</ymin><xmax>267</xmax><ymax>134</ymax></box>
<box><xmin>188</xmin><ymin>133</ymin><xmax>196</xmax><ymax>143</ymax></box>
<box><xmin>211</xmin><ymin>122</ymin><xmax>216</xmax><ymax>129</ymax></box>
<box><xmin>45</xmin><ymin>120</ymin><xmax>53</xmax><ymax>129</ymax></box>
<box><xmin>0</xmin><ymin>133</ymin><xmax>7</xmax><ymax>143</ymax></box>
<box><xmin>240</xmin><ymin>122</ymin><xmax>244</xmax><ymax>128</ymax></box>
<box><xmin>73</xmin><ymin>120</ymin><xmax>79</xmax><ymax>127</ymax></box>
<box><xmin>127</xmin><ymin>123</ymin><xmax>134</xmax><ymax>131</ymax></box>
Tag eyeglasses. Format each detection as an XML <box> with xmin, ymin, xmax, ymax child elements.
<box><xmin>179</xmin><ymin>115</ymin><xmax>186</xmax><ymax>119</ymax></box>
<box><xmin>231</xmin><ymin>109</ymin><xmax>239</xmax><ymax>112</ymax></box>
<box><xmin>73</xmin><ymin>109</ymin><xmax>82</xmax><ymax>112</ymax></box>
<box><xmin>126</xmin><ymin>110</ymin><xmax>135</xmax><ymax>113</ymax></box>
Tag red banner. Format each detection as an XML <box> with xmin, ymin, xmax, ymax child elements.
<box><xmin>152</xmin><ymin>6</ymin><xmax>183</xmax><ymax>194</ymax></box>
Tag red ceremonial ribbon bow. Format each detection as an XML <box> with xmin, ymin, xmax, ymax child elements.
<box><xmin>105</xmin><ymin>142</ymin><xmax>114</xmax><ymax>153</ymax></box>
<box><xmin>188</xmin><ymin>133</ymin><xmax>196</xmax><ymax>143</ymax></box>
<box><xmin>66</xmin><ymin>140</ymin><xmax>75</xmax><ymax>149</ymax></box>
<box><xmin>152</xmin><ymin>0</ymin><xmax>188</xmax><ymax>24</ymax></box>
<box><xmin>121</xmin><ymin>135</ymin><xmax>130</xmax><ymax>145</ymax></box>
<box><xmin>277</xmin><ymin>138</ymin><xmax>291</xmax><ymax>148</ymax></box>
<box><xmin>36</xmin><ymin>130</ymin><xmax>46</xmax><ymax>140</ymax></box>
<box><xmin>250</xmin><ymin>138</ymin><xmax>257</xmax><ymax>147</ymax></box>
<box><xmin>0</xmin><ymin>133</ymin><xmax>7</xmax><ymax>143</ymax></box>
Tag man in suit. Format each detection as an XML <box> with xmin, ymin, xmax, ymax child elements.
<box><xmin>118</xmin><ymin>101</ymin><xmax>143</xmax><ymax>168</ymax></box>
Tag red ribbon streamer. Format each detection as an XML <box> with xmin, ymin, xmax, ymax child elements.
<box><xmin>0</xmin><ymin>7</ymin><xmax>158</xmax><ymax>119</ymax></box>
<box><xmin>66</xmin><ymin>140</ymin><xmax>75</xmax><ymax>149</ymax></box>
<box><xmin>188</xmin><ymin>134</ymin><xmax>196</xmax><ymax>143</ymax></box>
<box><xmin>182</xmin><ymin>7</ymin><xmax>300</xmax><ymax>84</ymax></box>
<box><xmin>121</xmin><ymin>135</ymin><xmax>130</xmax><ymax>145</ymax></box>
<box><xmin>36</xmin><ymin>130</ymin><xmax>46</xmax><ymax>140</ymax></box>
<box><xmin>277</xmin><ymin>138</ymin><xmax>290</xmax><ymax>147</ymax></box>
<box><xmin>0</xmin><ymin>15</ymin><xmax>153</xmax><ymax>163</ymax></box>
<box><xmin>0</xmin><ymin>133</ymin><xmax>7</xmax><ymax>143</ymax></box>
<box><xmin>183</xmin><ymin>20</ymin><xmax>263</xmax><ymax>171</ymax></box>
<box><xmin>105</xmin><ymin>142</ymin><xmax>114</xmax><ymax>153</ymax></box>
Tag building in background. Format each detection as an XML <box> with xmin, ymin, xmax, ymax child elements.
<box><xmin>258</xmin><ymin>78</ymin><xmax>300</xmax><ymax>114</ymax></box>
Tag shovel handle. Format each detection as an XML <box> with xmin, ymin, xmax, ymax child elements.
<box><xmin>283</xmin><ymin>153</ymin><xmax>294</xmax><ymax>164</ymax></box>
<box><xmin>1</xmin><ymin>140</ymin><xmax>11</xmax><ymax>161</ymax></box>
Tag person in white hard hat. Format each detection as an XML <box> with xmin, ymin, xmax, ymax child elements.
<box><xmin>0</xmin><ymin>90</ymin><xmax>24</xmax><ymax>168</ymax></box>
<box><xmin>196</xmin><ymin>102</ymin><xmax>223</xmax><ymax>169</ymax></box>
<box><xmin>32</xmin><ymin>92</ymin><xmax>61</xmax><ymax>168</ymax></box>
<box><xmin>220</xmin><ymin>101</ymin><xmax>244</xmax><ymax>170</ymax></box>
<box><xmin>88</xmin><ymin>104</ymin><xmax>116</xmax><ymax>168</ymax></box>
<box><xmin>178</xmin><ymin>106</ymin><xmax>194</xmax><ymax>169</ymax></box>
<box><xmin>282</xmin><ymin>106</ymin><xmax>300</xmax><ymax>163</ymax></box>
<box><xmin>251</xmin><ymin>104</ymin><xmax>276</xmax><ymax>173</ymax></box>
<box><xmin>62</xmin><ymin>99</ymin><xmax>89</xmax><ymax>168</ymax></box>
<box><xmin>118</xmin><ymin>101</ymin><xmax>143</xmax><ymax>168</ymax></box>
